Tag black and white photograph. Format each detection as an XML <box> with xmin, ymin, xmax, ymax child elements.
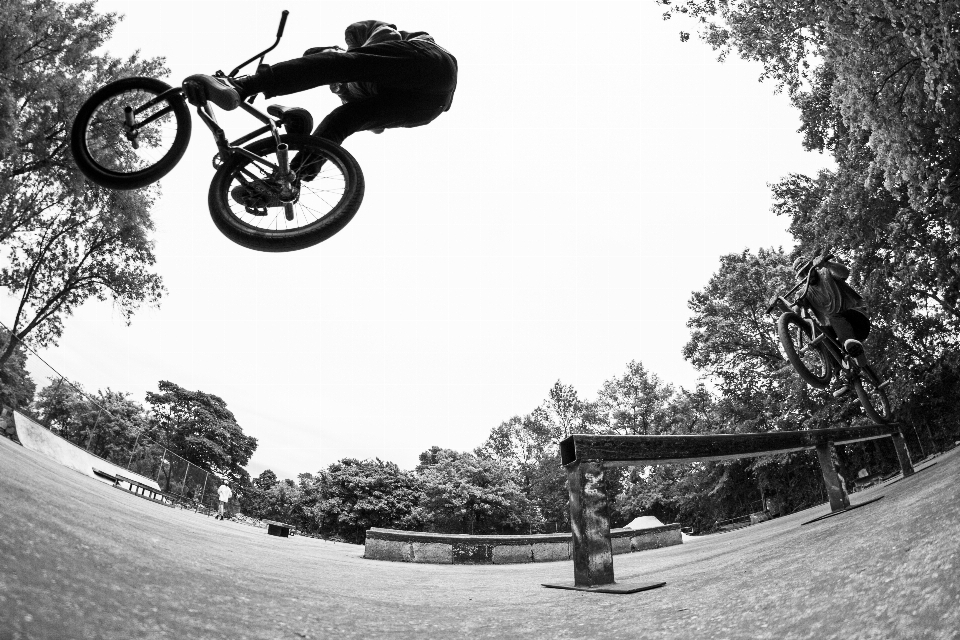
<box><xmin>1</xmin><ymin>0</ymin><xmax>957</xmax><ymax>638</ymax></box>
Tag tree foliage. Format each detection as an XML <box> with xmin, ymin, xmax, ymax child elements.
<box><xmin>145</xmin><ymin>381</ymin><xmax>257</xmax><ymax>488</ymax></box>
<box><xmin>417</xmin><ymin>448</ymin><xmax>540</xmax><ymax>534</ymax></box>
<box><xmin>0</xmin><ymin>0</ymin><xmax>166</xmax><ymax>369</ymax></box>
<box><xmin>308</xmin><ymin>458</ymin><xmax>422</xmax><ymax>543</ymax></box>
<box><xmin>31</xmin><ymin>376</ymin><xmax>146</xmax><ymax>461</ymax></box>
<box><xmin>595</xmin><ymin>361</ymin><xmax>675</xmax><ymax>435</ymax></box>
<box><xmin>0</xmin><ymin>329</ymin><xmax>36</xmax><ymax>409</ymax></box>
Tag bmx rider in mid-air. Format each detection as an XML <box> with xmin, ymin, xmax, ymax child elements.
<box><xmin>183</xmin><ymin>20</ymin><xmax>458</xmax><ymax>209</ymax></box>
<box><xmin>793</xmin><ymin>254</ymin><xmax>870</xmax><ymax>365</ymax></box>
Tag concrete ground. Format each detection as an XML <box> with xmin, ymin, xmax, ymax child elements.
<box><xmin>1</xmin><ymin>435</ymin><xmax>957</xmax><ymax>640</ymax></box>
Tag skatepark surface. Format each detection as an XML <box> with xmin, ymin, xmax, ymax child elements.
<box><xmin>1</xmin><ymin>435</ymin><xmax>957</xmax><ymax>640</ymax></box>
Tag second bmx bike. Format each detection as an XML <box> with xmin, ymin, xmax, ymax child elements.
<box><xmin>70</xmin><ymin>10</ymin><xmax>364</xmax><ymax>252</ymax></box>
<box><xmin>767</xmin><ymin>254</ymin><xmax>893</xmax><ymax>424</ymax></box>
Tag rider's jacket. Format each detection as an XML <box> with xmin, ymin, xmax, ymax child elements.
<box><xmin>330</xmin><ymin>20</ymin><xmax>443</xmax><ymax>106</ymax></box>
<box><xmin>805</xmin><ymin>261</ymin><xmax>864</xmax><ymax>323</ymax></box>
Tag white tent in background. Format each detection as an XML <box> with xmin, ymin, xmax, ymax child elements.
<box><xmin>624</xmin><ymin>515</ymin><xmax>665</xmax><ymax>530</ymax></box>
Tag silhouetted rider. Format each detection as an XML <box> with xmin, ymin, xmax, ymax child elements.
<box><xmin>793</xmin><ymin>254</ymin><xmax>870</xmax><ymax>365</ymax></box>
<box><xmin>183</xmin><ymin>20</ymin><xmax>457</xmax><ymax>207</ymax></box>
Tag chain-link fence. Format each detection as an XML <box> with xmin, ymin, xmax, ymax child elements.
<box><xmin>1</xmin><ymin>326</ymin><xmax>225</xmax><ymax>515</ymax></box>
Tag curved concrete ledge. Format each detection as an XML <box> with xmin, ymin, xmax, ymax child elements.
<box><xmin>364</xmin><ymin>524</ymin><xmax>682</xmax><ymax>564</ymax></box>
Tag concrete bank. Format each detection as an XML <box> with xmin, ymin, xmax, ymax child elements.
<box><xmin>363</xmin><ymin>524</ymin><xmax>682</xmax><ymax>564</ymax></box>
<box><xmin>7</xmin><ymin>408</ymin><xmax>161</xmax><ymax>490</ymax></box>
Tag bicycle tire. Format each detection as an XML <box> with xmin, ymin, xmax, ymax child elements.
<box><xmin>777</xmin><ymin>312</ymin><xmax>833</xmax><ymax>388</ymax></box>
<box><xmin>852</xmin><ymin>373</ymin><xmax>892</xmax><ymax>424</ymax></box>
<box><xmin>71</xmin><ymin>77</ymin><xmax>192</xmax><ymax>190</ymax></box>
<box><xmin>207</xmin><ymin>134</ymin><xmax>364</xmax><ymax>252</ymax></box>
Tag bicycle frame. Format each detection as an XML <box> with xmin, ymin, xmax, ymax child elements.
<box><xmin>123</xmin><ymin>10</ymin><xmax>298</xmax><ymax>218</ymax></box>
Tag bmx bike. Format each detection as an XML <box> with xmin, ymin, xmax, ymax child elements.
<box><xmin>70</xmin><ymin>10</ymin><xmax>364</xmax><ymax>252</ymax></box>
<box><xmin>766</xmin><ymin>254</ymin><xmax>892</xmax><ymax>424</ymax></box>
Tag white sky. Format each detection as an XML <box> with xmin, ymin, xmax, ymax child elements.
<box><xmin>8</xmin><ymin>0</ymin><xmax>831</xmax><ymax>479</ymax></box>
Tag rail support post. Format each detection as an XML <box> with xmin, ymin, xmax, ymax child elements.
<box><xmin>890</xmin><ymin>430</ymin><xmax>915</xmax><ymax>478</ymax></box>
<box><xmin>567</xmin><ymin>460</ymin><xmax>614</xmax><ymax>587</ymax></box>
<box><xmin>815</xmin><ymin>442</ymin><xmax>850</xmax><ymax>511</ymax></box>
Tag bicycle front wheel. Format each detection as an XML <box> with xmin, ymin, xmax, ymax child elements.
<box><xmin>208</xmin><ymin>134</ymin><xmax>364</xmax><ymax>252</ymax></box>
<box><xmin>71</xmin><ymin>77</ymin><xmax>192</xmax><ymax>190</ymax></box>
<box><xmin>853</xmin><ymin>372</ymin><xmax>892</xmax><ymax>424</ymax></box>
<box><xmin>777</xmin><ymin>312</ymin><xmax>833</xmax><ymax>388</ymax></box>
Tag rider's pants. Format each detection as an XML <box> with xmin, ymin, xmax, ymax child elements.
<box><xmin>825</xmin><ymin>310</ymin><xmax>869</xmax><ymax>347</ymax></box>
<box><xmin>236</xmin><ymin>39</ymin><xmax>457</xmax><ymax>144</ymax></box>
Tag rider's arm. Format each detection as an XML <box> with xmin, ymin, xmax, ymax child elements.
<box><xmin>303</xmin><ymin>45</ymin><xmax>343</xmax><ymax>56</ymax></box>
<box><xmin>824</xmin><ymin>262</ymin><xmax>850</xmax><ymax>281</ymax></box>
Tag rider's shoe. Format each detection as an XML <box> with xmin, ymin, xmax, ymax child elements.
<box><xmin>231</xmin><ymin>178</ymin><xmax>298</xmax><ymax>212</ymax></box>
<box><xmin>844</xmin><ymin>339</ymin><xmax>868</xmax><ymax>366</ymax></box>
<box><xmin>182</xmin><ymin>74</ymin><xmax>241</xmax><ymax>110</ymax></box>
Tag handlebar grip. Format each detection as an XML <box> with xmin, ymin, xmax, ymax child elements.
<box><xmin>277</xmin><ymin>10</ymin><xmax>289</xmax><ymax>38</ymax></box>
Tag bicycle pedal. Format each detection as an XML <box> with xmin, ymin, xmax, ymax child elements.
<box><xmin>832</xmin><ymin>386</ymin><xmax>850</xmax><ymax>398</ymax></box>
<box><xmin>244</xmin><ymin>206</ymin><xmax>268</xmax><ymax>216</ymax></box>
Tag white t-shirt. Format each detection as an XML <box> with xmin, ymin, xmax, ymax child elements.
<box><xmin>218</xmin><ymin>484</ymin><xmax>233</xmax><ymax>502</ymax></box>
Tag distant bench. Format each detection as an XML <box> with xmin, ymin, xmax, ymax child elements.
<box><xmin>262</xmin><ymin>520</ymin><xmax>294</xmax><ymax>537</ymax></box>
<box><xmin>104</xmin><ymin>472</ymin><xmax>198</xmax><ymax>509</ymax></box>
<box><xmin>550</xmin><ymin>423</ymin><xmax>915</xmax><ymax>592</ymax></box>
<box><xmin>108</xmin><ymin>473</ymin><xmax>167</xmax><ymax>504</ymax></box>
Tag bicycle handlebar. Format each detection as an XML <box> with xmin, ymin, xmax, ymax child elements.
<box><xmin>228</xmin><ymin>10</ymin><xmax>291</xmax><ymax>78</ymax></box>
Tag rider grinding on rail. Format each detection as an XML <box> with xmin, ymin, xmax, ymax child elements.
<box><xmin>793</xmin><ymin>254</ymin><xmax>870</xmax><ymax>366</ymax></box>
<box><xmin>182</xmin><ymin>19</ymin><xmax>458</xmax><ymax>209</ymax></box>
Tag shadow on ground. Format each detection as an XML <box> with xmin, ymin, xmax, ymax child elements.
<box><xmin>1</xmin><ymin>436</ymin><xmax>957</xmax><ymax>640</ymax></box>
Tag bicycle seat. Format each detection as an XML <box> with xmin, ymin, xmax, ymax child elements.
<box><xmin>267</xmin><ymin>105</ymin><xmax>314</xmax><ymax>136</ymax></box>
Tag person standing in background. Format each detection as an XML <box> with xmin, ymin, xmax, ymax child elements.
<box><xmin>216</xmin><ymin>481</ymin><xmax>233</xmax><ymax>520</ymax></box>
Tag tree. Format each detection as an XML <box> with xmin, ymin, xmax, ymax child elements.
<box><xmin>145</xmin><ymin>381</ymin><xmax>257</xmax><ymax>489</ymax></box>
<box><xmin>31</xmin><ymin>376</ymin><xmax>87</xmax><ymax>443</ymax></box>
<box><xmin>309</xmin><ymin>458</ymin><xmax>423</xmax><ymax>543</ymax></box>
<box><xmin>595</xmin><ymin>360</ymin><xmax>675</xmax><ymax>435</ymax></box>
<box><xmin>238</xmin><ymin>470</ymin><xmax>279</xmax><ymax>518</ymax></box>
<box><xmin>661</xmin><ymin>1</ymin><xmax>960</xmax><ymax>218</ymax></box>
<box><xmin>80</xmin><ymin>388</ymin><xmax>148</xmax><ymax>463</ymax></box>
<box><xmin>417</xmin><ymin>448</ymin><xmax>541</xmax><ymax>535</ymax></box>
<box><xmin>0</xmin><ymin>0</ymin><xmax>166</xmax><ymax>369</ymax></box>
<box><xmin>0</xmin><ymin>329</ymin><xmax>36</xmax><ymax>409</ymax></box>
<box><xmin>31</xmin><ymin>377</ymin><xmax>148</xmax><ymax>462</ymax></box>
<box><xmin>666</xmin><ymin>384</ymin><xmax>718</xmax><ymax>435</ymax></box>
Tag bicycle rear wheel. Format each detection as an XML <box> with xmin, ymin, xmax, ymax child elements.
<box><xmin>777</xmin><ymin>312</ymin><xmax>833</xmax><ymax>388</ymax></box>
<box><xmin>207</xmin><ymin>134</ymin><xmax>364</xmax><ymax>252</ymax></box>
<box><xmin>71</xmin><ymin>77</ymin><xmax>192</xmax><ymax>190</ymax></box>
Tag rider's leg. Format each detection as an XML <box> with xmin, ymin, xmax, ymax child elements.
<box><xmin>233</xmin><ymin>40</ymin><xmax>457</xmax><ymax>100</ymax></box>
<box><xmin>828</xmin><ymin>314</ymin><xmax>866</xmax><ymax>364</ymax></box>
<box><xmin>291</xmin><ymin>93</ymin><xmax>449</xmax><ymax>179</ymax></box>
